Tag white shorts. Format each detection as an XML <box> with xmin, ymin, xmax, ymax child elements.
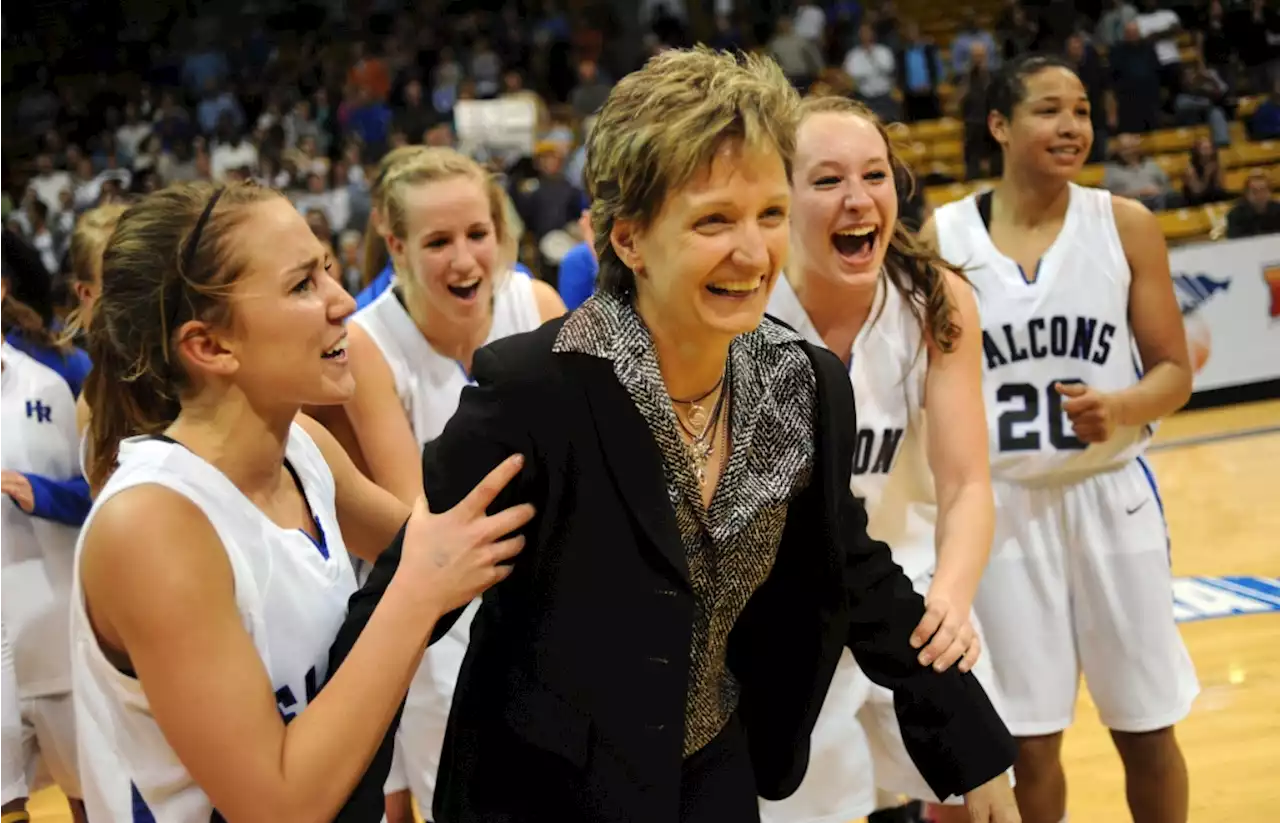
<box><xmin>383</xmin><ymin>736</ymin><xmax>408</xmax><ymax>794</ymax></box>
<box><xmin>973</xmin><ymin>458</ymin><xmax>1200</xmax><ymax>736</ymax></box>
<box><xmin>389</xmin><ymin>599</ymin><xmax>480</xmax><ymax>815</ymax></box>
<box><xmin>12</xmin><ymin>693</ymin><xmax>81</xmax><ymax>800</ymax></box>
<box><xmin>761</xmin><ymin>569</ymin><xmax>1011</xmax><ymax>821</ymax></box>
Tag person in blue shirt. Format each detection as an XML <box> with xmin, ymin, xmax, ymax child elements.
<box><xmin>555</xmin><ymin>208</ymin><xmax>599</xmax><ymax>310</ymax></box>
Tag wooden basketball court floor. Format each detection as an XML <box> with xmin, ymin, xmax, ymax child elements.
<box><xmin>25</xmin><ymin>400</ymin><xmax>1280</xmax><ymax>822</ymax></box>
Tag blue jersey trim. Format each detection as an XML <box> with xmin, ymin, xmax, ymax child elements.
<box><xmin>4</xmin><ymin>333</ymin><xmax>92</xmax><ymax>398</ymax></box>
<box><xmin>23</xmin><ymin>472</ymin><xmax>91</xmax><ymax>526</ymax></box>
<box><xmin>1136</xmin><ymin>455</ymin><xmax>1171</xmax><ymax>560</ymax></box>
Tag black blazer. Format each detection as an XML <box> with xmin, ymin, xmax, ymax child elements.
<box><xmin>328</xmin><ymin>315</ymin><xmax>1015</xmax><ymax>823</ymax></box>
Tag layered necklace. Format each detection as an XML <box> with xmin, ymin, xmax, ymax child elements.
<box><xmin>671</xmin><ymin>361</ymin><xmax>731</xmax><ymax>489</ymax></box>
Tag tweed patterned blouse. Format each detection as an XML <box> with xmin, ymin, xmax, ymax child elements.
<box><xmin>553</xmin><ymin>291</ymin><xmax>818</xmax><ymax>756</ymax></box>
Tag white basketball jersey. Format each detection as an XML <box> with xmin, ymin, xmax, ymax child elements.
<box><xmin>69</xmin><ymin>424</ymin><xmax>357</xmax><ymax>822</ymax></box>
<box><xmin>932</xmin><ymin>184</ymin><xmax>1150</xmax><ymax>483</ymax></box>
<box><xmin>767</xmin><ymin>275</ymin><xmax>935</xmax><ymax>581</ymax></box>
<box><xmin>1</xmin><ymin>342</ymin><xmax>81</xmax><ymax>700</ymax></box>
<box><xmin>351</xmin><ymin>270</ymin><xmax>544</xmax><ymax>443</ymax></box>
<box><xmin>351</xmin><ymin>269</ymin><xmax>542</xmax><ymax>810</ymax></box>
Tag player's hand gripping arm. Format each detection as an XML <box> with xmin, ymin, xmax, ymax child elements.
<box><xmin>78</xmin><ymin>454</ymin><xmax>532</xmax><ymax>823</ymax></box>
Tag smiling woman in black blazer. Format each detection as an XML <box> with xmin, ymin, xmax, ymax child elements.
<box><xmin>330</xmin><ymin>47</ymin><xmax>1019</xmax><ymax>823</ymax></box>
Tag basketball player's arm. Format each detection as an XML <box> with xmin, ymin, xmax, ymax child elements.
<box><xmin>530</xmin><ymin>278</ymin><xmax>568</xmax><ymax>321</ymax></box>
<box><xmin>340</xmin><ymin>323</ymin><xmax>425</xmax><ymax>507</ymax></box>
<box><xmin>80</xmin><ymin>486</ymin><xmax>448</xmax><ymax>823</ymax></box>
<box><xmin>1111</xmin><ymin>196</ymin><xmax>1194</xmax><ymax>423</ymax></box>
<box><xmin>916</xmin><ymin>270</ymin><xmax>994</xmax><ymax>674</ymax></box>
<box><xmin>839</xmin><ymin>480</ymin><xmax>1017</xmax><ymax>802</ymax></box>
<box><xmin>297</xmin><ymin>413</ymin><xmax>410</xmax><ymax>564</ymax></box>
<box><xmin>1055</xmin><ymin>198</ymin><xmax>1193</xmax><ymax>439</ymax></box>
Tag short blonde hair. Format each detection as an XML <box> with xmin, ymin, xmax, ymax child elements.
<box><xmin>380</xmin><ymin>147</ymin><xmax>517</xmax><ymax>301</ymax></box>
<box><xmin>585</xmin><ymin>47</ymin><xmax>801</xmax><ymax>295</ymax></box>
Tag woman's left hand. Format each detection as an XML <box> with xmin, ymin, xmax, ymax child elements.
<box><xmin>1</xmin><ymin>471</ymin><xmax>34</xmax><ymax>514</ymax></box>
<box><xmin>911</xmin><ymin>590</ymin><xmax>980</xmax><ymax>674</ymax></box>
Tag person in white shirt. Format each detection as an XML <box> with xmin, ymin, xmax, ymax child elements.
<box><xmin>759</xmin><ymin>93</ymin><xmax>1005</xmax><ymax>823</ymax></box>
<box><xmin>2</xmin><ymin>277</ymin><xmax>88</xmax><ymax>823</ymax></box>
<box><xmin>924</xmin><ymin>53</ymin><xmax>1196</xmax><ymax>823</ymax></box>
<box><xmin>844</xmin><ymin>23</ymin><xmax>901</xmax><ymax>123</ymax></box>
<box><xmin>69</xmin><ymin>180</ymin><xmax>534</xmax><ymax>822</ymax></box>
<box><xmin>333</xmin><ymin>146</ymin><xmax>564</xmax><ymax>823</ymax></box>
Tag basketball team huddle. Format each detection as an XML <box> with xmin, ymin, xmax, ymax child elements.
<box><xmin>2</xmin><ymin>46</ymin><xmax>1198</xmax><ymax>823</ymax></box>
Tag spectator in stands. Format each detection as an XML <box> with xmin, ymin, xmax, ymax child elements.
<box><xmin>1096</xmin><ymin>0</ymin><xmax>1139</xmax><ymax>48</ymax></box>
<box><xmin>1225</xmin><ymin>169</ymin><xmax>1280</xmax><ymax>238</ymax></box>
<box><xmin>844</xmin><ymin>23</ymin><xmax>901</xmax><ymax>123</ymax></box>
<box><xmin>344</xmin><ymin>85</ymin><xmax>393</xmax><ymax>161</ymax></box>
<box><xmin>570</xmin><ymin>58</ymin><xmax>612</xmax><ymax>119</ymax></box>
<box><xmin>511</xmin><ymin>141</ymin><xmax>585</xmax><ymax>287</ymax></box>
<box><xmin>959</xmin><ymin>42</ymin><xmax>999</xmax><ymax>180</ymax></box>
<box><xmin>209</xmin><ymin>117</ymin><xmax>259</xmax><ymax>183</ymax></box>
<box><xmin>27</xmin><ymin>154</ymin><xmax>71</xmax><ymax>213</ymax></box>
<box><xmin>1182</xmin><ymin>135</ymin><xmax>1229</xmax><ymax>207</ymax></box>
<box><xmin>952</xmin><ymin>8</ymin><xmax>1001</xmax><ymax>75</ymax></box>
<box><xmin>1135</xmin><ymin>0</ymin><xmax>1184</xmax><ymax>106</ymax></box>
<box><xmin>470</xmin><ymin>38</ymin><xmax>504</xmax><ymax>98</ymax></box>
<box><xmin>1248</xmin><ymin>79</ymin><xmax>1280</xmax><ymax>140</ymax></box>
<box><xmin>896</xmin><ymin>21</ymin><xmax>945</xmax><ymax>123</ymax></box>
<box><xmin>1103</xmin><ymin>133</ymin><xmax>1175</xmax><ymax>210</ymax></box>
<box><xmin>1033</xmin><ymin>0</ymin><xmax>1080</xmax><ymax>53</ymax></box>
<box><xmin>872</xmin><ymin>1</ymin><xmax>904</xmax><ymax>50</ymax></box>
<box><xmin>769</xmin><ymin>16</ymin><xmax>825</xmax><ymax>91</ymax></box>
<box><xmin>1064</xmin><ymin>32</ymin><xmax>1116</xmax><ymax>163</ymax></box>
<box><xmin>998</xmin><ymin>3</ymin><xmax>1039</xmax><ymax>63</ymax></box>
<box><xmin>1233</xmin><ymin>0</ymin><xmax>1280</xmax><ymax>94</ymax></box>
<box><xmin>1196</xmin><ymin>0</ymin><xmax>1234</xmax><ymax>90</ymax></box>
<box><xmin>25</xmin><ymin>200</ymin><xmax>60</xmax><ymax>276</ymax></box>
<box><xmin>1175</xmin><ymin>60</ymin><xmax>1232</xmax><ymax>147</ymax></box>
<box><xmin>794</xmin><ymin>2</ymin><xmax>827</xmax><ymax>45</ymax></box>
<box><xmin>196</xmin><ymin>78</ymin><xmax>244</xmax><ymax>137</ymax></box>
<box><xmin>394</xmin><ymin>80</ymin><xmax>437</xmax><ymax>147</ymax></box>
<box><xmin>348</xmin><ymin>40</ymin><xmax>392</xmax><ymax>104</ymax></box>
<box><xmin>114</xmin><ymin>101</ymin><xmax>152</xmax><ymax>161</ymax></box>
<box><xmin>1109</xmin><ymin>21</ymin><xmax>1163</xmax><ymax>135</ymax></box>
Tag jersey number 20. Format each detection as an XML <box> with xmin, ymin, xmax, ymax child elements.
<box><xmin>996</xmin><ymin>379</ymin><xmax>1086</xmax><ymax>452</ymax></box>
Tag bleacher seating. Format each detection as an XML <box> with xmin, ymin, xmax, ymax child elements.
<box><xmin>866</xmin><ymin>8</ymin><xmax>1276</xmax><ymax>247</ymax></box>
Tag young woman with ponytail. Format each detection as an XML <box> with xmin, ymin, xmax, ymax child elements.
<box><xmin>70</xmin><ymin>180</ymin><xmax>534</xmax><ymax>822</ymax></box>
<box><xmin>760</xmin><ymin>95</ymin><xmax>1009</xmax><ymax>823</ymax></box>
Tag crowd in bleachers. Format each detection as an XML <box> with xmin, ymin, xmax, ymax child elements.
<box><xmin>3</xmin><ymin>0</ymin><xmax>1278</xmax><ymax>317</ymax></box>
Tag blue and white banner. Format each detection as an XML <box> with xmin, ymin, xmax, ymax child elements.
<box><xmin>1170</xmin><ymin>235</ymin><xmax>1280</xmax><ymax>394</ymax></box>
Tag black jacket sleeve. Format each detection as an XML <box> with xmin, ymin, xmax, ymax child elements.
<box><xmin>325</xmin><ymin>342</ymin><xmax>536</xmax><ymax>822</ymax></box>
<box><xmin>839</xmin><ymin>485</ymin><xmax>1016</xmax><ymax>801</ymax></box>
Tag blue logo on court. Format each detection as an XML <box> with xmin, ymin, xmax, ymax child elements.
<box><xmin>1173</xmin><ymin>576</ymin><xmax>1280</xmax><ymax>623</ymax></box>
